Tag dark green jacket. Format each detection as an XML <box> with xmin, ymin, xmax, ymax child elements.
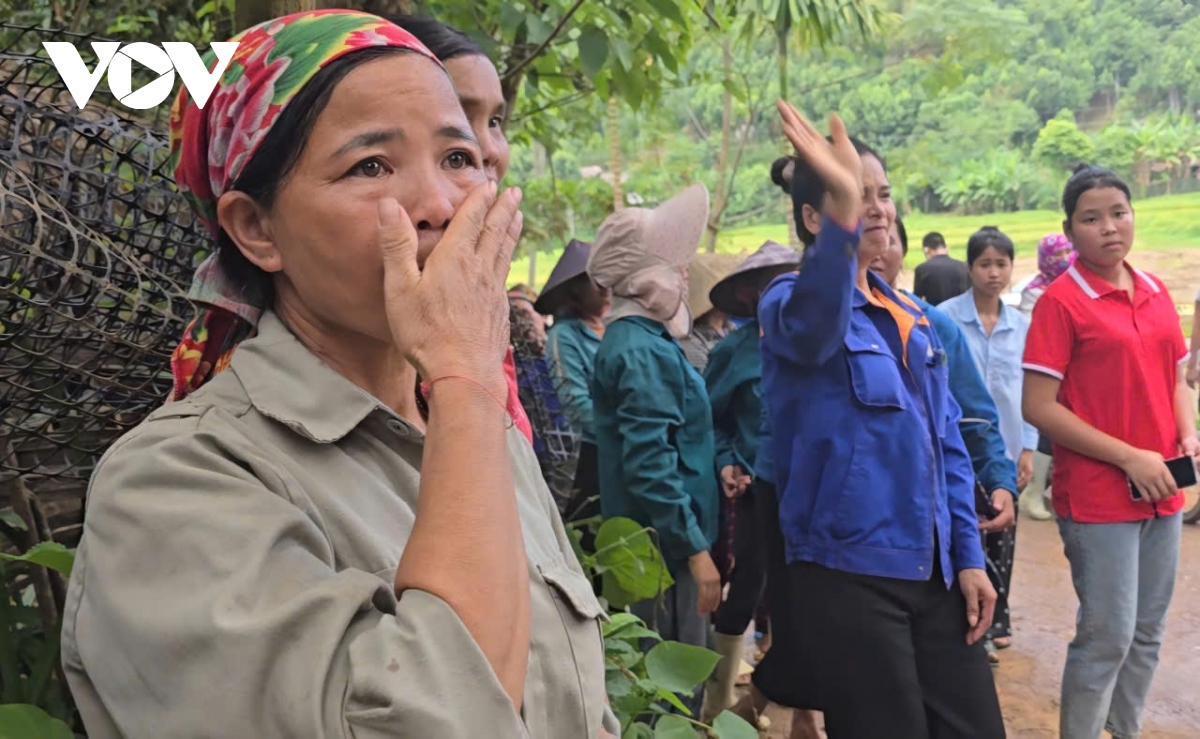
<box><xmin>546</xmin><ymin>317</ymin><xmax>602</xmax><ymax>444</ymax></box>
<box><xmin>591</xmin><ymin>317</ymin><xmax>719</xmax><ymax>573</ymax></box>
<box><xmin>703</xmin><ymin>320</ymin><xmax>762</xmax><ymax>477</ymax></box>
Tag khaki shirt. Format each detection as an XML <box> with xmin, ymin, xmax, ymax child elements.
<box><xmin>62</xmin><ymin>312</ymin><xmax>617</xmax><ymax>738</ymax></box>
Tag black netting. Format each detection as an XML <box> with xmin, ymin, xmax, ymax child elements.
<box><xmin>0</xmin><ymin>26</ymin><xmax>206</xmax><ymax>543</ymax></box>
<box><xmin>508</xmin><ymin>302</ymin><xmax>581</xmax><ymax>515</ymax></box>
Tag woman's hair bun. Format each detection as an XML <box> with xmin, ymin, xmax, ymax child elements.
<box><xmin>1072</xmin><ymin>163</ymin><xmax>1092</xmax><ymax>175</ymax></box>
<box><xmin>770</xmin><ymin>156</ymin><xmax>795</xmax><ymax>188</ymax></box>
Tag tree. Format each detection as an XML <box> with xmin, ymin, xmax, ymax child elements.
<box><xmin>1032</xmin><ymin>111</ymin><xmax>1094</xmax><ymax>171</ymax></box>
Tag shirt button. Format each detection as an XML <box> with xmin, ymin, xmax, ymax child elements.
<box><xmin>387</xmin><ymin>419</ymin><xmax>409</xmax><ymax>437</ymax></box>
<box><xmin>871</xmin><ymin>343</ymin><xmax>879</xmax><ymax>349</ymax></box>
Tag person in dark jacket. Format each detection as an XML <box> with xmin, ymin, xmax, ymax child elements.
<box><xmin>698</xmin><ymin>241</ymin><xmax>799</xmax><ymax>721</ymax></box>
<box><xmin>589</xmin><ymin>185</ymin><xmax>721</xmax><ymax>653</ymax></box>
<box><xmin>537</xmin><ymin>240</ymin><xmax>611</xmax><ymax>520</ymax></box>
<box><xmin>914</xmin><ymin>231</ymin><xmax>970</xmax><ymax>305</ymax></box>
<box><xmin>759</xmin><ymin>102</ymin><xmax>1004</xmax><ymax>738</ymax></box>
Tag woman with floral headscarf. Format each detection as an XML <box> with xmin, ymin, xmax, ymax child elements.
<box><xmin>1019</xmin><ymin>233</ymin><xmax>1075</xmax><ymax>316</ymax></box>
<box><xmin>60</xmin><ymin>12</ymin><xmax>616</xmax><ymax>738</ymax></box>
<box><xmin>1018</xmin><ymin>234</ymin><xmax>1074</xmax><ymax>519</ymax></box>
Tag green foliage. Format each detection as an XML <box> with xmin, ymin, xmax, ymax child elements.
<box><xmin>0</xmin><ymin>537</ymin><xmax>78</xmax><ymax>736</ymax></box>
<box><xmin>0</xmin><ymin>705</ymin><xmax>73</xmax><ymax>739</ymax></box>
<box><xmin>0</xmin><ymin>544</ymin><xmax>75</xmax><ymax>578</ymax></box>
<box><xmin>570</xmin><ymin>518</ymin><xmax>755</xmax><ymax>737</ymax></box>
<box><xmin>1032</xmin><ymin>112</ymin><xmax>1095</xmax><ymax>172</ymax></box>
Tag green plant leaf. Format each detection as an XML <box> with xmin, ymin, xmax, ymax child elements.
<box><xmin>594</xmin><ymin>517</ymin><xmax>673</xmax><ymax>608</ymax></box>
<box><xmin>578</xmin><ymin>27</ymin><xmax>610</xmax><ymax>78</ymax></box>
<box><xmin>712</xmin><ymin>710</ymin><xmax>760</xmax><ymax>739</ymax></box>
<box><xmin>646</xmin><ymin>0</ymin><xmax>688</xmax><ymax>27</ymax></box>
<box><xmin>623</xmin><ymin>722</ymin><xmax>655</xmax><ymax>739</ymax></box>
<box><xmin>645</xmin><ymin>641</ymin><xmax>721</xmax><ymax>695</ymax></box>
<box><xmin>652</xmin><ymin>714</ymin><xmax>695</xmax><ymax>738</ymax></box>
<box><xmin>0</xmin><ymin>543</ymin><xmax>75</xmax><ymax>576</ymax></box>
<box><xmin>654</xmin><ymin>687</ymin><xmax>691</xmax><ymax>715</ymax></box>
<box><xmin>0</xmin><ymin>511</ymin><xmax>27</xmax><ymax>532</ymax></box>
<box><xmin>611</xmin><ymin>35</ymin><xmax>634</xmax><ymax>71</ymax></box>
<box><xmin>603</xmin><ymin>612</ymin><xmax>663</xmax><ymax>642</ymax></box>
<box><xmin>0</xmin><ymin>704</ymin><xmax>73</xmax><ymax>739</ymax></box>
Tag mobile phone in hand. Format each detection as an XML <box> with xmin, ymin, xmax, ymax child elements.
<box><xmin>1129</xmin><ymin>455</ymin><xmax>1198</xmax><ymax>500</ymax></box>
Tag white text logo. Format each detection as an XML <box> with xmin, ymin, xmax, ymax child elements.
<box><xmin>43</xmin><ymin>41</ymin><xmax>238</xmax><ymax>110</ymax></box>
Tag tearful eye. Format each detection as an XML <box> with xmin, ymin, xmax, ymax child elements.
<box><xmin>350</xmin><ymin>157</ymin><xmax>387</xmax><ymax>178</ymax></box>
<box><xmin>446</xmin><ymin>151</ymin><xmax>474</xmax><ymax>170</ymax></box>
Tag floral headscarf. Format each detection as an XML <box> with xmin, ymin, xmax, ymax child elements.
<box><xmin>1027</xmin><ymin>234</ymin><xmax>1075</xmax><ymax>292</ymax></box>
<box><xmin>167</xmin><ymin>10</ymin><xmax>437</xmax><ymax>400</ymax></box>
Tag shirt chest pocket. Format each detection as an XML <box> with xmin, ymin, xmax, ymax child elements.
<box><xmin>530</xmin><ymin>565</ymin><xmax>607</xmax><ymax>735</ymax></box>
<box><xmin>844</xmin><ymin>331</ymin><xmax>907</xmax><ymax>411</ymax></box>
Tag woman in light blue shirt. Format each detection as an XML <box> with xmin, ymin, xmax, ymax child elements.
<box><xmin>940</xmin><ymin>226</ymin><xmax>1038</xmax><ymax>653</ymax></box>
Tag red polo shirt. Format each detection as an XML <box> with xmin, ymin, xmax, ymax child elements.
<box><xmin>1023</xmin><ymin>262</ymin><xmax>1187</xmax><ymax>522</ymax></box>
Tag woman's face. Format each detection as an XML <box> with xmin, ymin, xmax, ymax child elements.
<box><xmin>444</xmin><ymin>54</ymin><xmax>510</xmax><ymax>182</ymax></box>
<box><xmin>969</xmin><ymin>245</ymin><xmax>1013</xmax><ymax>299</ymax></box>
<box><xmin>858</xmin><ymin>154</ymin><xmax>895</xmax><ymax>261</ymax></box>
<box><xmin>246</xmin><ymin>54</ymin><xmax>487</xmax><ymax>343</ymax></box>
<box><xmin>869</xmin><ymin>221</ymin><xmax>905</xmax><ymax>287</ymax></box>
<box><xmin>581</xmin><ymin>279</ymin><xmax>612</xmax><ymax>318</ymax></box>
<box><xmin>1065</xmin><ymin>187</ymin><xmax>1133</xmax><ymax>271</ymax></box>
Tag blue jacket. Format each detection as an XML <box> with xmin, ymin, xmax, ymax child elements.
<box><xmin>908</xmin><ymin>294</ymin><xmax>1018</xmax><ymax>498</ymax></box>
<box><xmin>759</xmin><ymin>218</ymin><xmax>985</xmax><ymax>585</ymax></box>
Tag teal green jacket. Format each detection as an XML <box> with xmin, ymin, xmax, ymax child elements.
<box><xmin>591</xmin><ymin>316</ymin><xmax>719</xmax><ymax>573</ymax></box>
<box><xmin>703</xmin><ymin>320</ymin><xmax>763</xmax><ymax>478</ymax></box>
<box><xmin>546</xmin><ymin>317</ymin><xmax>602</xmax><ymax>444</ymax></box>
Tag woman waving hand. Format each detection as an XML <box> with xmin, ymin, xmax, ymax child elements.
<box><xmin>758</xmin><ymin>103</ymin><xmax>1004</xmax><ymax>738</ymax></box>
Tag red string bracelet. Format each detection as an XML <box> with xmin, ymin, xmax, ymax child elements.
<box><xmin>425</xmin><ymin>375</ymin><xmax>514</xmax><ymax>429</ymax></box>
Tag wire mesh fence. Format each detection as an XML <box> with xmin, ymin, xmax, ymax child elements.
<box><xmin>0</xmin><ymin>26</ymin><xmax>207</xmax><ymax>545</ymax></box>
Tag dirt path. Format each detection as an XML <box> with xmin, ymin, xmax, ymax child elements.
<box><xmin>994</xmin><ymin>515</ymin><xmax>1200</xmax><ymax>738</ymax></box>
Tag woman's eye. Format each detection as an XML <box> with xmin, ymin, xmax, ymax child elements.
<box><xmin>349</xmin><ymin>157</ymin><xmax>388</xmax><ymax>178</ymax></box>
<box><xmin>488</xmin><ymin>116</ymin><xmax>504</xmax><ymax>129</ymax></box>
<box><xmin>445</xmin><ymin>151</ymin><xmax>476</xmax><ymax>170</ymax></box>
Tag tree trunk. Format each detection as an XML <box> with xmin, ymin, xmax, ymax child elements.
<box><xmin>707</xmin><ymin>39</ymin><xmax>735</xmax><ymax>253</ymax></box>
<box><xmin>608</xmin><ymin>97</ymin><xmax>624</xmax><ymax>211</ymax></box>
<box><xmin>237</xmin><ymin>0</ymin><xmax>320</xmax><ymax>31</ymax></box>
<box><xmin>777</xmin><ymin>28</ymin><xmax>800</xmax><ymax>248</ymax></box>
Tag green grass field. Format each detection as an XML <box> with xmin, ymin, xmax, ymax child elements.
<box><xmin>717</xmin><ymin>192</ymin><xmax>1200</xmax><ymax>267</ymax></box>
<box><xmin>509</xmin><ymin>191</ymin><xmax>1200</xmax><ymax>289</ymax></box>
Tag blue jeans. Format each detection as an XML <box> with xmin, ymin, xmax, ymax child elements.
<box><xmin>1058</xmin><ymin>513</ymin><xmax>1181</xmax><ymax>739</ymax></box>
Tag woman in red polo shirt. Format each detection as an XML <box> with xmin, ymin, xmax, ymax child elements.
<box><xmin>1023</xmin><ymin>165</ymin><xmax>1197</xmax><ymax>739</ymax></box>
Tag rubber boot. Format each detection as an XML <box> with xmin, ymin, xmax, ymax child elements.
<box><xmin>1020</xmin><ymin>451</ymin><xmax>1053</xmax><ymax>520</ymax></box>
<box><xmin>700</xmin><ymin>632</ymin><xmax>744</xmax><ymax>723</ymax></box>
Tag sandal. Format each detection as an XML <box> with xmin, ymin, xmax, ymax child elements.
<box><xmin>985</xmin><ymin>640</ymin><xmax>1000</xmax><ymax>666</ymax></box>
<box><xmin>993</xmin><ymin>636</ymin><xmax>1012</xmax><ymax>650</ymax></box>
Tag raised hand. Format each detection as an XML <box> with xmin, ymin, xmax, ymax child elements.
<box><xmin>378</xmin><ymin>184</ymin><xmax>523</xmax><ymax>398</ymax></box>
<box><xmin>775</xmin><ymin>101</ymin><xmax>863</xmax><ymax>230</ymax></box>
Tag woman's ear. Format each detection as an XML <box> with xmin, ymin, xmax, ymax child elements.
<box><xmin>217</xmin><ymin>191</ymin><xmax>283</xmax><ymax>274</ymax></box>
<box><xmin>800</xmin><ymin>203</ymin><xmax>822</xmax><ymax>240</ymax></box>
<box><xmin>1062</xmin><ymin>218</ymin><xmax>1073</xmax><ymax>244</ymax></box>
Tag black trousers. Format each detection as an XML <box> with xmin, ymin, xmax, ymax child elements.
<box><xmin>788</xmin><ymin>560</ymin><xmax>1005</xmax><ymax>739</ymax></box>
<box><xmin>983</xmin><ymin>524</ymin><xmax>1016</xmax><ymax>639</ymax></box>
<box><xmin>748</xmin><ymin>481</ymin><xmax>807</xmax><ymax>706</ymax></box>
<box><xmin>712</xmin><ymin>485</ymin><xmax>767</xmax><ymax>636</ymax></box>
<box><xmin>566</xmin><ymin>441</ymin><xmax>601</xmax><ymax>523</ymax></box>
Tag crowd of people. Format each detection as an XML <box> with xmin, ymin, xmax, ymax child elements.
<box><xmin>55</xmin><ymin>9</ymin><xmax>1194</xmax><ymax>739</ymax></box>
